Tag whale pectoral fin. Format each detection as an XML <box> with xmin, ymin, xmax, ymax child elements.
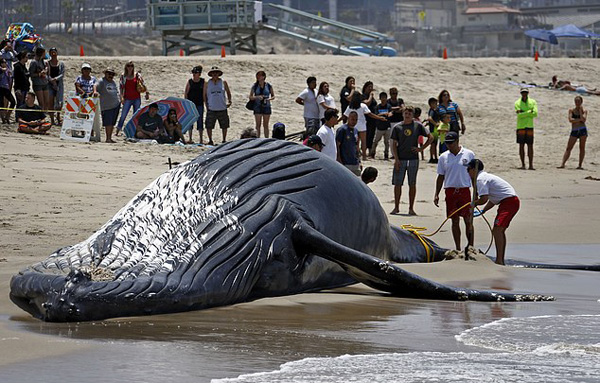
<box><xmin>292</xmin><ymin>223</ymin><xmax>553</xmax><ymax>302</ymax></box>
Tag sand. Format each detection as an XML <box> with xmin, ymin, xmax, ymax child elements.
<box><xmin>0</xmin><ymin>56</ymin><xmax>599</xmax><ymax>379</ymax></box>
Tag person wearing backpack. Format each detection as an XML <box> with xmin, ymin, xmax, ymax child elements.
<box><xmin>248</xmin><ymin>70</ymin><xmax>275</xmax><ymax>138</ymax></box>
<box><xmin>116</xmin><ymin>61</ymin><xmax>149</xmax><ymax>136</ymax></box>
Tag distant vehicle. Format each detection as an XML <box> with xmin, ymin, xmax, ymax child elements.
<box><xmin>5</xmin><ymin>23</ymin><xmax>44</xmax><ymax>55</ymax></box>
<box><xmin>348</xmin><ymin>46</ymin><xmax>397</xmax><ymax>57</ymax></box>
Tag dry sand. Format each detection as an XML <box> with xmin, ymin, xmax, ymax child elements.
<box><xmin>1</xmin><ymin>55</ymin><xmax>599</xmax><ymax>370</ymax></box>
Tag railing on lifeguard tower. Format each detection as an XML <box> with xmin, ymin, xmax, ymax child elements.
<box><xmin>148</xmin><ymin>0</ymin><xmax>257</xmax><ymax>30</ymax></box>
<box><xmin>263</xmin><ymin>3</ymin><xmax>389</xmax><ymax>56</ymax></box>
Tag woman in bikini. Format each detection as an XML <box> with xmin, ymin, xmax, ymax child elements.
<box><xmin>558</xmin><ymin>96</ymin><xmax>588</xmax><ymax>169</ymax></box>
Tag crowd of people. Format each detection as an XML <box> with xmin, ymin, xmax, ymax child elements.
<box><xmin>0</xmin><ymin>42</ymin><xmax>591</xmax><ymax>263</ymax></box>
<box><xmin>289</xmin><ymin>77</ymin><xmax>586</xmax><ymax>265</ymax></box>
<box><xmin>233</xmin><ymin>72</ymin><xmax>549</xmax><ymax>264</ymax></box>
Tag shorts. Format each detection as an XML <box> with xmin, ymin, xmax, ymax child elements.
<box><xmin>101</xmin><ymin>105</ymin><xmax>120</xmax><ymax>126</ymax></box>
<box><xmin>33</xmin><ymin>84</ymin><xmax>48</xmax><ymax>92</ymax></box>
<box><xmin>570</xmin><ymin>127</ymin><xmax>588</xmax><ymax>138</ymax></box>
<box><xmin>516</xmin><ymin>128</ymin><xmax>534</xmax><ymax>144</ymax></box>
<box><xmin>253</xmin><ymin>103</ymin><xmax>272</xmax><ymax>115</ymax></box>
<box><xmin>48</xmin><ymin>85</ymin><xmax>59</xmax><ymax>98</ymax></box>
<box><xmin>18</xmin><ymin>121</ymin><xmax>51</xmax><ymax>133</ymax></box>
<box><xmin>392</xmin><ymin>159</ymin><xmax>419</xmax><ymax>186</ymax></box>
<box><xmin>495</xmin><ymin>196</ymin><xmax>520</xmax><ymax>228</ymax></box>
<box><xmin>304</xmin><ymin>117</ymin><xmax>320</xmax><ymax>135</ymax></box>
<box><xmin>194</xmin><ymin>104</ymin><xmax>204</xmax><ymax>131</ymax></box>
<box><xmin>445</xmin><ymin>188</ymin><xmax>471</xmax><ymax>218</ymax></box>
<box><xmin>206</xmin><ymin>109</ymin><xmax>230</xmax><ymax>130</ymax></box>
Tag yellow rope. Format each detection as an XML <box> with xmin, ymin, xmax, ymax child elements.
<box><xmin>403</xmin><ymin>201</ymin><xmax>472</xmax><ymax>238</ymax></box>
<box><xmin>0</xmin><ymin>106</ymin><xmax>64</xmax><ymax>113</ymax></box>
<box><xmin>400</xmin><ymin>202</ymin><xmax>495</xmax><ymax>260</ymax></box>
<box><xmin>401</xmin><ymin>224</ymin><xmax>434</xmax><ymax>263</ymax></box>
<box><xmin>479</xmin><ymin>208</ymin><xmax>494</xmax><ymax>254</ymax></box>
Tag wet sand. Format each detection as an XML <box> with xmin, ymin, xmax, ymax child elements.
<box><xmin>1</xmin><ymin>56</ymin><xmax>599</xmax><ymax>382</ymax></box>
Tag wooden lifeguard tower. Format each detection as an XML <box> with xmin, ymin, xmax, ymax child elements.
<box><xmin>147</xmin><ymin>1</ymin><xmax>392</xmax><ymax>56</ymax></box>
<box><xmin>148</xmin><ymin>0</ymin><xmax>261</xmax><ymax>55</ymax></box>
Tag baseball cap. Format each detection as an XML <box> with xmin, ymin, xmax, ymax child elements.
<box><xmin>81</xmin><ymin>63</ymin><xmax>92</xmax><ymax>70</ymax></box>
<box><xmin>306</xmin><ymin>135</ymin><xmax>325</xmax><ymax>147</ymax></box>
<box><xmin>520</xmin><ymin>87</ymin><xmax>529</xmax><ymax>93</ymax></box>
<box><xmin>445</xmin><ymin>131</ymin><xmax>459</xmax><ymax>143</ymax></box>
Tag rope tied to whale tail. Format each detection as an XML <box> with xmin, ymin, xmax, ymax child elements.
<box><xmin>401</xmin><ymin>202</ymin><xmax>495</xmax><ymax>261</ymax></box>
<box><xmin>400</xmin><ymin>224</ymin><xmax>434</xmax><ymax>263</ymax></box>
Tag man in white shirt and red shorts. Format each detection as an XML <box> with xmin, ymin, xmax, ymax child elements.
<box><xmin>434</xmin><ymin>131</ymin><xmax>475</xmax><ymax>252</ymax></box>
<box><xmin>468</xmin><ymin>159</ymin><xmax>520</xmax><ymax>265</ymax></box>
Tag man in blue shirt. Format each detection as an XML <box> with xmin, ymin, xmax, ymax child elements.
<box><xmin>336</xmin><ymin>111</ymin><xmax>361</xmax><ymax>176</ymax></box>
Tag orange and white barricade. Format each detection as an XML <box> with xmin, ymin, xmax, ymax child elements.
<box><xmin>60</xmin><ymin>92</ymin><xmax>101</xmax><ymax>142</ymax></box>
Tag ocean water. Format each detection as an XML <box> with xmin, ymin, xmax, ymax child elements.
<box><xmin>1</xmin><ymin>244</ymin><xmax>599</xmax><ymax>383</ymax></box>
<box><xmin>215</xmin><ymin>315</ymin><xmax>600</xmax><ymax>383</ymax></box>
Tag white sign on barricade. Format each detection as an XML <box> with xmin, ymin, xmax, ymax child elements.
<box><xmin>60</xmin><ymin>92</ymin><xmax>101</xmax><ymax>142</ymax></box>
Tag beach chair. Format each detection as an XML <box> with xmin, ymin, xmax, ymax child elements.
<box><xmin>60</xmin><ymin>92</ymin><xmax>101</xmax><ymax>142</ymax></box>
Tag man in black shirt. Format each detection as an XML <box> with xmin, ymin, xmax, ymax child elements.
<box><xmin>16</xmin><ymin>92</ymin><xmax>51</xmax><ymax>134</ymax></box>
<box><xmin>387</xmin><ymin>87</ymin><xmax>405</xmax><ymax>125</ymax></box>
<box><xmin>135</xmin><ymin>103</ymin><xmax>164</xmax><ymax>139</ymax></box>
<box><xmin>370</xmin><ymin>91</ymin><xmax>392</xmax><ymax>159</ymax></box>
<box><xmin>13</xmin><ymin>51</ymin><xmax>30</xmax><ymax>107</ymax></box>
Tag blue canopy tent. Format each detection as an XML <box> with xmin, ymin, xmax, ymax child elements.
<box><xmin>551</xmin><ymin>24</ymin><xmax>600</xmax><ymax>58</ymax></box>
<box><xmin>524</xmin><ymin>29</ymin><xmax>558</xmax><ymax>45</ymax></box>
<box><xmin>525</xmin><ymin>24</ymin><xmax>600</xmax><ymax>57</ymax></box>
<box><xmin>550</xmin><ymin>24</ymin><xmax>600</xmax><ymax>39</ymax></box>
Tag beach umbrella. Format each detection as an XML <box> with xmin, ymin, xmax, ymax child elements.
<box><xmin>124</xmin><ymin>97</ymin><xmax>200</xmax><ymax>138</ymax></box>
<box><xmin>524</xmin><ymin>29</ymin><xmax>558</xmax><ymax>45</ymax></box>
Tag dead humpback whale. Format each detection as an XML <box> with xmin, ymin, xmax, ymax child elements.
<box><xmin>10</xmin><ymin>139</ymin><xmax>551</xmax><ymax>322</ymax></box>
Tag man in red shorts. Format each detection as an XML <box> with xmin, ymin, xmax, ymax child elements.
<box><xmin>468</xmin><ymin>159</ymin><xmax>520</xmax><ymax>265</ymax></box>
<box><xmin>434</xmin><ymin>131</ymin><xmax>475</xmax><ymax>251</ymax></box>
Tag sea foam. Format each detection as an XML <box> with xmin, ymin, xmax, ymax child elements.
<box><xmin>215</xmin><ymin>315</ymin><xmax>600</xmax><ymax>383</ymax></box>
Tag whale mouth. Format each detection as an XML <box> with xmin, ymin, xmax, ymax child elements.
<box><xmin>10</xmin><ymin>269</ymin><xmax>97</xmax><ymax>321</ymax></box>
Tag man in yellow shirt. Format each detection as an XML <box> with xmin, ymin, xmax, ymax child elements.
<box><xmin>514</xmin><ymin>88</ymin><xmax>538</xmax><ymax>170</ymax></box>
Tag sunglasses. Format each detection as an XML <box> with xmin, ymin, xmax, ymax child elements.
<box><xmin>126</xmin><ymin>64</ymin><xmax>134</xmax><ymax>67</ymax></box>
